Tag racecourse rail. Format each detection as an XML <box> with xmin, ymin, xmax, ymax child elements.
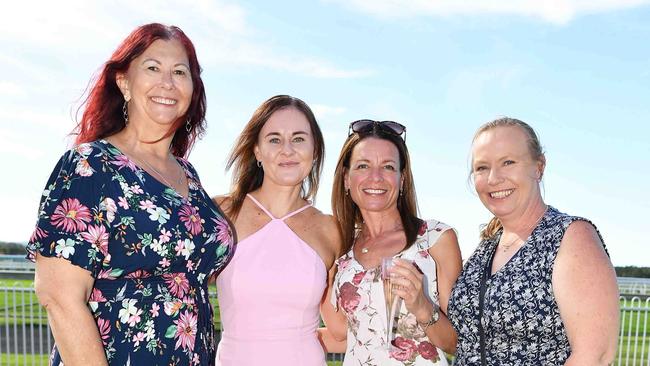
<box><xmin>1</xmin><ymin>265</ymin><xmax>649</xmax><ymax>365</ymax></box>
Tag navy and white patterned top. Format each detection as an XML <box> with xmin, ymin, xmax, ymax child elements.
<box><xmin>447</xmin><ymin>206</ymin><xmax>604</xmax><ymax>366</ymax></box>
<box><xmin>27</xmin><ymin>140</ymin><xmax>234</xmax><ymax>366</ymax></box>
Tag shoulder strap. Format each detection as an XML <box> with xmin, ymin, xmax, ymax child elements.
<box><xmin>246</xmin><ymin>193</ymin><xmax>275</xmax><ymax>219</ymax></box>
<box><xmin>279</xmin><ymin>202</ymin><xmax>312</xmax><ymax>221</ymax></box>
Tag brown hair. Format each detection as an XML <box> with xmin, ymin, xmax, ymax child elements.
<box><xmin>225</xmin><ymin>95</ymin><xmax>325</xmax><ymax>220</ymax></box>
<box><xmin>471</xmin><ymin>117</ymin><xmax>545</xmax><ymax>239</ymax></box>
<box><xmin>331</xmin><ymin>126</ymin><xmax>421</xmax><ymax>254</ymax></box>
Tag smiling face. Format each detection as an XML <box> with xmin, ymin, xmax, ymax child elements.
<box><xmin>471</xmin><ymin>125</ymin><xmax>544</xmax><ymax>221</ymax></box>
<box><xmin>254</xmin><ymin>107</ymin><xmax>315</xmax><ymax>188</ymax></box>
<box><xmin>345</xmin><ymin>137</ymin><xmax>403</xmax><ymax>214</ymax></box>
<box><xmin>116</xmin><ymin>39</ymin><xmax>193</xmax><ymax>131</ymax></box>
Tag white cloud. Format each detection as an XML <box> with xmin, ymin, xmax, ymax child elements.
<box><xmin>326</xmin><ymin>0</ymin><xmax>650</xmax><ymax>25</ymax></box>
<box><xmin>0</xmin><ymin>0</ymin><xmax>370</xmax><ymax>79</ymax></box>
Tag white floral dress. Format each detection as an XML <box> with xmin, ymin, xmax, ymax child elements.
<box><xmin>331</xmin><ymin>219</ymin><xmax>452</xmax><ymax>366</ymax></box>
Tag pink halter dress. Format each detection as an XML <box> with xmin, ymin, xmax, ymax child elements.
<box><xmin>215</xmin><ymin>194</ymin><xmax>328</xmax><ymax>366</ymax></box>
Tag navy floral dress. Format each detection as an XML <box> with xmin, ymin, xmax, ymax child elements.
<box><xmin>447</xmin><ymin>206</ymin><xmax>605</xmax><ymax>366</ymax></box>
<box><xmin>26</xmin><ymin>140</ymin><xmax>234</xmax><ymax>366</ymax></box>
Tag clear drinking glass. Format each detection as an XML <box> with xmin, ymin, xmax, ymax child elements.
<box><xmin>381</xmin><ymin>257</ymin><xmax>399</xmax><ymax>351</ymax></box>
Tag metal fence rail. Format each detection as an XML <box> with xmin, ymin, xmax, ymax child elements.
<box><xmin>619</xmin><ymin>277</ymin><xmax>650</xmax><ymax>296</ymax></box>
<box><xmin>0</xmin><ymin>283</ymin><xmax>648</xmax><ymax>365</ymax></box>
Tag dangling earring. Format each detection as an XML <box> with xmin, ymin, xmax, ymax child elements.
<box><xmin>186</xmin><ymin>119</ymin><xmax>192</xmax><ymax>133</ymax></box>
<box><xmin>122</xmin><ymin>100</ymin><xmax>129</xmax><ymax>125</ymax></box>
<box><xmin>345</xmin><ymin>189</ymin><xmax>349</xmax><ymax>196</ymax></box>
<box><xmin>257</xmin><ymin>160</ymin><xmax>262</xmax><ymax>168</ymax></box>
<box><xmin>399</xmin><ymin>188</ymin><xmax>403</xmax><ymax>197</ymax></box>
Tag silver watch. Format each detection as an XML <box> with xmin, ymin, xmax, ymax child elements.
<box><xmin>417</xmin><ymin>305</ymin><xmax>440</xmax><ymax>329</ymax></box>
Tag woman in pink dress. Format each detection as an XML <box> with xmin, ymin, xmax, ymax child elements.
<box><xmin>212</xmin><ymin>95</ymin><xmax>342</xmax><ymax>366</ymax></box>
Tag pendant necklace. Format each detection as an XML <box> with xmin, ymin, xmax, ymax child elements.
<box><xmin>136</xmin><ymin>154</ymin><xmax>184</xmax><ymax>191</ymax></box>
<box><xmin>498</xmin><ymin>206</ymin><xmax>547</xmax><ymax>253</ymax></box>
<box><xmin>357</xmin><ymin>222</ymin><xmax>404</xmax><ymax>254</ymax></box>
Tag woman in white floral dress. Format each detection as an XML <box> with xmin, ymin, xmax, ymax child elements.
<box><xmin>320</xmin><ymin>120</ymin><xmax>462</xmax><ymax>365</ymax></box>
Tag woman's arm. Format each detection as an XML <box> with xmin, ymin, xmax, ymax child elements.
<box><xmin>553</xmin><ymin>220</ymin><xmax>619</xmax><ymax>366</ymax></box>
<box><xmin>392</xmin><ymin>229</ymin><xmax>462</xmax><ymax>354</ymax></box>
<box><xmin>34</xmin><ymin>254</ymin><xmax>108</xmax><ymax>365</ymax></box>
<box><xmin>318</xmin><ymin>215</ymin><xmax>348</xmax><ymax>350</ymax></box>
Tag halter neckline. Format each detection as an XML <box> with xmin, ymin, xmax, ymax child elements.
<box><xmin>246</xmin><ymin>193</ymin><xmax>311</xmax><ymax>221</ymax></box>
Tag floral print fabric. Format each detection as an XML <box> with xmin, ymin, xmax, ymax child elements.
<box><xmin>447</xmin><ymin>206</ymin><xmax>604</xmax><ymax>365</ymax></box>
<box><xmin>331</xmin><ymin>219</ymin><xmax>452</xmax><ymax>366</ymax></box>
<box><xmin>26</xmin><ymin>140</ymin><xmax>234</xmax><ymax>366</ymax></box>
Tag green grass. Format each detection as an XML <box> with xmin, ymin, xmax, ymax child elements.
<box><xmin>0</xmin><ymin>353</ymin><xmax>49</xmax><ymax>365</ymax></box>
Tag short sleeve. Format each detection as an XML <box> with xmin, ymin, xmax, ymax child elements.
<box><xmin>423</xmin><ymin>219</ymin><xmax>454</xmax><ymax>250</ymax></box>
<box><xmin>26</xmin><ymin>144</ymin><xmax>109</xmax><ymax>276</ymax></box>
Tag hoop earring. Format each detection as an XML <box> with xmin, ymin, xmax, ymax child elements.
<box><xmin>122</xmin><ymin>101</ymin><xmax>129</xmax><ymax>125</ymax></box>
<box><xmin>186</xmin><ymin>119</ymin><xmax>192</xmax><ymax>133</ymax></box>
<box><xmin>257</xmin><ymin>160</ymin><xmax>262</xmax><ymax>168</ymax></box>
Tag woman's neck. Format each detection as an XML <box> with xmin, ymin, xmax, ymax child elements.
<box><xmin>500</xmin><ymin>200</ymin><xmax>548</xmax><ymax>237</ymax></box>
<box><xmin>251</xmin><ymin>181</ymin><xmax>306</xmax><ymax>218</ymax></box>
<box><xmin>108</xmin><ymin>127</ymin><xmax>175</xmax><ymax>160</ymax></box>
<box><xmin>359</xmin><ymin>209</ymin><xmax>403</xmax><ymax>239</ymax></box>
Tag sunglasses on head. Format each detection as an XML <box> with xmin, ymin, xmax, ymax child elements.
<box><xmin>348</xmin><ymin>119</ymin><xmax>407</xmax><ymax>141</ymax></box>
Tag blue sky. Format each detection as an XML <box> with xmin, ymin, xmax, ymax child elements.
<box><xmin>1</xmin><ymin>0</ymin><xmax>648</xmax><ymax>265</ymax></box>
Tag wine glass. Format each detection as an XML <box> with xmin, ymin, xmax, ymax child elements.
<box><xmin>381</xmin><ymin>257</ymin><xmax>399</xmax><ymax>351</ymax></box>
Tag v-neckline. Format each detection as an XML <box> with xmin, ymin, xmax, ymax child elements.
<box><xmin>101</xmin><ymin>139</ymin><xmax>191</xmax><ymax>201</ymax></box>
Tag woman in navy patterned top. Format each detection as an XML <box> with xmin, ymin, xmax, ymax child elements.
<box><xmin>27</xmin><ymin>23</ymin><xmax>233</xmax><ymax>365</ymax></box>
<box><xmin>448</xmin><ymin>117</ymin><xmax>618</xmax><ymax>365</ymax></box>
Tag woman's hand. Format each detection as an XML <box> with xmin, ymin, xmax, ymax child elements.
<box><xmin>390</xmin><ymin>258</ymin><xmax>434</xmax><ymax>323</ymax></box>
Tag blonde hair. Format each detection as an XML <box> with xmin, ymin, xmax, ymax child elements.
<box><xmin>471</xmin><ymin>117</ymin><xmax>545</xmax><ymax>239</ymax></box>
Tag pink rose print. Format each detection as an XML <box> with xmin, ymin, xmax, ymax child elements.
<box><xmin>352</xmin><ymin>271</ymin><xmax>367</xmax><ymax>285</ymax></box>
<box><xmin>179</xmin><ymin>205</ymin><xmax>203</xmax><ymax>235</ymax></box>
<box><xmin>418</xmin><ymin>221</ymin><xmax>427</xmax><ymax>236</ymax></box>
<box><xmin>174</xmin><ymin>310</ymin><xmax>198</xmax><ymax>351</ymax></box>
<box><xmin>417</xmin><ymin>341</ymin><xmax>440</xmax><ymax>361</ymax></box>
<box><xmin>339</xmin><ymin>282</ymin><xmax>361</xmax><ymax>313</ymax></box>
<box><xmin>390</xmin><ymin>337</ymin><xmax>418</xmax><ymax>361</ymax></box>
<box><xmin>418</xmin><ymin>249</ymin><xmax>429</xmax><ymax>258</ymax></box>
<box><xmin>50</xmin><ymin>198</ymin><xmax>92</xmax><ymax>233</ymax></box>
<box><xmin>338</xmin><ymin>257</ymin><xmax>351</xmax><ymax>271</ymax></box>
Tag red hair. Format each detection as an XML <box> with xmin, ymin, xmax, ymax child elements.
<box><xmin>74</xmin><ymin>23</ymin><xmax>206</xmax><ymax>157</ymax></box>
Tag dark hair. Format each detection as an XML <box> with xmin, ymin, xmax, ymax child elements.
<box><xmin>471</xmin><ymin>117</ymin><xmax>545</xmax><ymax>239</ymax></box>
<box><xmin>74</xmin><ymin>23</ymin><xmax>206</xmax><ymax>158</ymax></box>
<box><xmin>332</xmin><ymin>126</ymin><xmax>421</xmax><ymax>254</ymax></box>
<box><xmin>225</xmin><ymin>95</ymin><xmax>325</xmax><ymax>220</ymax></box>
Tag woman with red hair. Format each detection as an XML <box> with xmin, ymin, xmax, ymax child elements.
<box><xmin>27</xmin><ymin>23</ymin><xmax>233</xmax><ymax>365</ymax></box>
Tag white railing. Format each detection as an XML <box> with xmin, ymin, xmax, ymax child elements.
<box><xmin>0</xmin><ymin>279</ymin><xmax>648</xmax><ymax>365</ymax></box>
<box><xmin>0</xmin><ymin>282</ymin><xmax>345</xmax><ymax>365</ymax></box>
<box><xmin>619</xmin><ymin>277</ymin><xmax>650</xmax><ymax>296</ymax></box>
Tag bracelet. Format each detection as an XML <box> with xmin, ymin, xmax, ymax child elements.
<box><xmin>417</xmin><ymin>304</ymin><xmax>440</xmax><ymax>330</ymax></box>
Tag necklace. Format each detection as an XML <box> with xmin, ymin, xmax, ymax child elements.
<box><xmin>357</xmin><ymin>222</ymin><xmax>403</xmax><ymax>254</ymax></box>
<box><xmin>136</xmin><ymin>154</ymin><xmax>184</xmax><ymax>191</ymax></box>
<box><xmin>498</xmin><ymin>206</ymin><xmax>547</xmax><ymax>253</ymax></box>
